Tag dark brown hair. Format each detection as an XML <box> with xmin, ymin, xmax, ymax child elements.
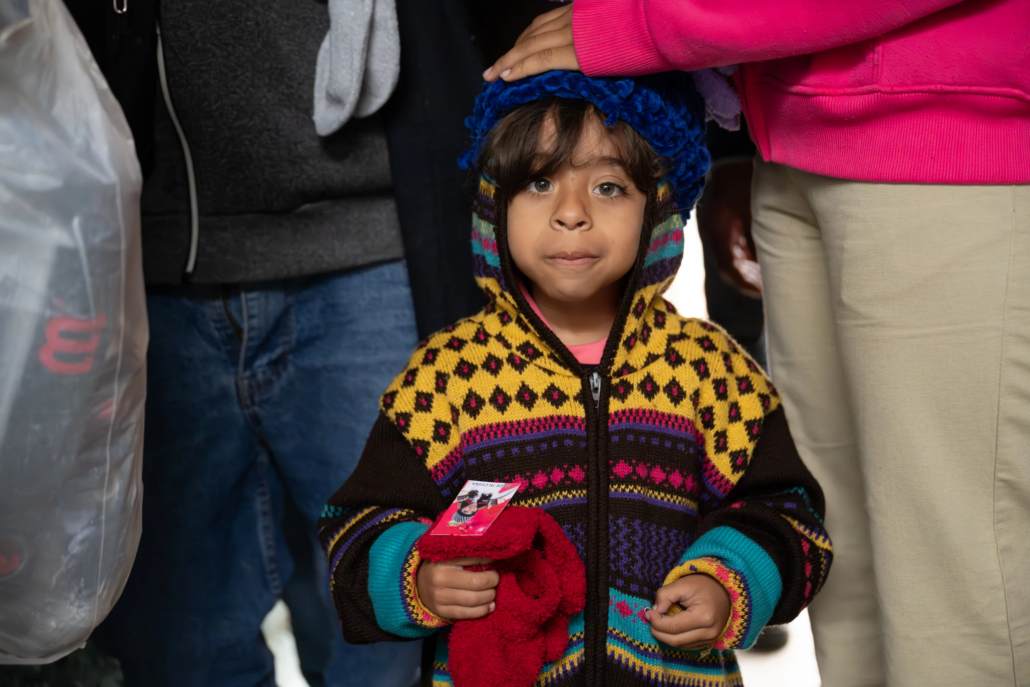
<box><xmin>478</xmin><ymin>97</ymin><xmax>667</xmax><ymax>203</ymax></box>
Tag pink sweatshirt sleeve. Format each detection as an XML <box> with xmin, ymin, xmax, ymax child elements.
<box><xmin>572</xmin><ymin>0</ymin><xmax>966</xmax><ymax>75</ymax></box>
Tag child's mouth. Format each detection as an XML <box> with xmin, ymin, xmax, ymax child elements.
<box><xmin>546</xmin><ymin>251</ymin><xmax>599</xmax><ymax>268</ymax></box>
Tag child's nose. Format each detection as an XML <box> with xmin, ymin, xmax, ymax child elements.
<box><xmin>551</xmin><ymin>192</ymin><xmax>591</xmax><ymax>231</ymax></box>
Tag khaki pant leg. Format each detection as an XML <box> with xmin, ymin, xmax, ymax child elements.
<box><xmin>796</xmin><ymin>172</ymin><xmax>1030</xmax><ymax>686</ymax></box>
<box><xmin>751</xmin><ymin>158</ymin><xmax>886</xmax><ymax>687</ymax></box>
<box><xmin>999</xmin><ymin>188</ymin><xmax>1030</xmax><ymax>684</ymax></box>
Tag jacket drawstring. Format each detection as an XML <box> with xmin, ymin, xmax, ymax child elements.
<box><xmin>155</xmin><ymin>22</ymin><xmax>199</xmax><ymax>275</ymax></box>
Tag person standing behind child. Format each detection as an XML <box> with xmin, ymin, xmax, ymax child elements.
<box><xmin>89</xmin><ymin>2</ymin><xmax>485</xmax><ymax>687</ymax></box>
<box><xmin>485</xmin><ymin>2</ymin><xmax>1030</xmax><ymax>686</ymax></box>
<box><xmin>317</xmin><ymin>71</ymin><xmax>833</xmax><ymax>686</ymax></box>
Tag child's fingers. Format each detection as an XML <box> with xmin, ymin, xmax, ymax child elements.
<box><xmin>448</xmin><ymin>557</ymin><xmax>493</xmax><ymax>566</ymax></box>
<box><xmin>651</xmin><ymin>587</ymin><xmax>679</xmax><ymax>615</ymax></box>
<box><xmin>647</xmin><ymin>605</ymin><xmax>719</xmax><ymax>635</ymax></box>
<box><xmin>461</xmin><ymin>568</ymin><xmax>500</xmax><ymax>591</ymax></box>
<box><xmin>646</xmin><ymin>604</ymin><xmax>724</xmax><ymax>650</ymax></box>
<box><xmin>648</xmin><ymin>624</ymin><xmax>722</xmax><ymax>650</ymax></box>
<box><xmin>437</xmin><ymin>565</ymin><xmax>500</xmax><ymax>591</ymax></box>
<box><xmin>437</xmin><ymin>602</ymin><xmax>496</xmax><ymax>621</ymax></box>
<box><xmin>435</xmin><ymin>587</ymin><xmax>496</xmax><ymax>609</ymax></box>
<box><xmin>651</xmin><ymin>600</ymin><xmax>673</xmax><ymax>615</ymax></box>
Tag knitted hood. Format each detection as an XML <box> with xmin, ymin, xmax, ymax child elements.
<box><xmin>460</xmin><ymin>71</ymin><xmax>709</xmax><ymax>377</ymax></box>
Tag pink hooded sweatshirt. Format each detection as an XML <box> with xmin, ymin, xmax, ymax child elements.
<box><xmin>572</xmin><ymin>0</ymin><xmax>1030</xmax><ymax>184</ymax></box>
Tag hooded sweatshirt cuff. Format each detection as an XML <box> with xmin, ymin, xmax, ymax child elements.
<box><xmin>572</xmin><ymin>0</ymin><xmax>676</xmax><ymax>77</ymax></box>
<box><xmin>663</xmin><ymin>527</ymin><xmax>782</xmax><ymax>649</ymax></box>
<box><xmin>368</xmin><ymin>522</ymin><xmax>450</xmax><ymax>637</ymax></box>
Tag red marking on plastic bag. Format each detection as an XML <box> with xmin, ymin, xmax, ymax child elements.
<box><xmin>38</xmin><ymin>314</ymin><xmax>106</xmax><ymax>375</ymax></box>
<box><xmin>0</xmin><ymin>553</ymin><xmax>20</xmax><ymax>575</ymax></box>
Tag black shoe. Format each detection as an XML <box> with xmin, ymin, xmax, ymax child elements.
<box><xmin>749</xmin><ymin>625</ymin><xmax>789</xmax><ymax>652</ymax></box>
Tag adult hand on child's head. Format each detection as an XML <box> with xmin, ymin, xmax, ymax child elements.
<box><xmin>416</xmin><ymin>557</ymin><xmax>499</xmax><ymax>621</ymax></box>
<box><xmin>483</xmin><ymin>5</ymin><xmax>579</xmax><ymax>83</ymax></box>
<box><xmin>646</xmin><ymin>575</ymin><xmax>731</xmax><ymax>649</ymax></box>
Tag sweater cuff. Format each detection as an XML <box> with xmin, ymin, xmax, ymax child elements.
<box><xmin>572</xmin><ymin>0</ymin><xmax>676</xmax><ymax>77</ymax></box>
<box><xmin>664</xmin><ymin>527</ymin><xmax>783</xmax><ymax>649</ymax></box>
<box><xmin>368</xmin><ymin>522</ymin><xmax>450</xmax><ymax>638</ymax></box>
<box><xmin>664</xmin><ymin>557</ymin><xmax>748</xmax><ymax>650</ymax></box>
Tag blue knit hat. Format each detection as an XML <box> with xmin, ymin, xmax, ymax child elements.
<box><xmin>458</xmin><ymin>70</ymin><xmax>710</xmax><ymax>215</ymax></box>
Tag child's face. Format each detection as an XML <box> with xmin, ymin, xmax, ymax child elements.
<box><xmin>507</xmin><ymin>116</ymin><xmax>646</xmax><ymax>305</ymax></box>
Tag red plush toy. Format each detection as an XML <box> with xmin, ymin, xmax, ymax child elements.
<box><xmin>416</xmin><ymin>506</ymin><xmax>586</xmax><ymax>687</ymax></box>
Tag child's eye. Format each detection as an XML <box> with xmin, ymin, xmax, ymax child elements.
<box><xmin>595</xmin><ymin>182</ymin><xmax>625</xmax><ymax>197</ymax></box>
<box><xmin>529</xmin><ymin>179</ymin><xmax>553</xmax><ymax>193</ymax></box>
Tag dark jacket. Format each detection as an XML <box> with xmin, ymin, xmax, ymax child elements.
<box><xmin>69</xmin><ymin>0</ymin><xmax>486</xmax><ymax>338</ymax></box>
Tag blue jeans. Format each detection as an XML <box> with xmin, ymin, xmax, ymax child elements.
<box><xmin>96</xmin><ymin>261</ymin><xmax>422</xmax><ymax>687</ymax></box>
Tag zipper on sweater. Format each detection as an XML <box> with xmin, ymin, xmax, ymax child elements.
<box><xmin>589</xmin><ymin>372</ymin><xmax>601</xmax><ymax>409</ymax></box>
<box><xmin>582</xmin><ymin>369</ymin><xmax>609</xmax><ymax>686</ymax></box>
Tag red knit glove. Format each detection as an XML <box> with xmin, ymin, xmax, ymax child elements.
<box><xmin>417</xmin><ymin>507</ymin><xmax>586</xmax><ymax>687</ymax></box>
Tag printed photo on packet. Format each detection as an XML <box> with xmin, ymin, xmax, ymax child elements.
<box><xmin>431</xmin><ymin>480</ymin><xmax>521</xmax><ymax>536</ymax></box>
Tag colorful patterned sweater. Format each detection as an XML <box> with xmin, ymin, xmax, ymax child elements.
<box><xmin>318</xmin><ymin>178</ymin><xmax>833</xmax><ymax>687</ymax></box>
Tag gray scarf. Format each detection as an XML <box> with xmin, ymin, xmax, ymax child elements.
<box><xmin>314</xmin><ymin>0</ymin><xmax>400</xmax><ymax>136</ymax></box>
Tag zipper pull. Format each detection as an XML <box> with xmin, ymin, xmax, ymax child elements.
<box><xmin>589</xmin><ymin>371</ymin><xmax>601</xmax><ymax>409</ymax></box>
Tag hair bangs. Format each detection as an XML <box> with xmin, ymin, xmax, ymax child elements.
<box><xmin>479</xmin><ymin>98</ymin><xmax>667</xmax><ymax>202</ymax></box>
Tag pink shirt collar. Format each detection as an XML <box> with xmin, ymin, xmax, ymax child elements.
<box><xmin>517</xmin><ymin>281</ymin><xmax>607</xmax><ymax>365</ymax></box>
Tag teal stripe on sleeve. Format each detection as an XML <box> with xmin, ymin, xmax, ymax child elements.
<box><xmin>368</xmin><ymin>521</ymin><xmax>433</xmax><ymax>638</ymax></box>
<box><xmin>681</xmin><ymin>526</ymin><xmax>782</xmax><ymax>648</ymax></box>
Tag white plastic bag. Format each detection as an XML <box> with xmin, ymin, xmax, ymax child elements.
<box><xmin>0</xmin><ymin>0</ymin><xmax>146</xmax><ymax>663</ymax></box>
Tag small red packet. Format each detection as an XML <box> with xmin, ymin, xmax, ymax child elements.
<box><xmin>431</xmin><ymin>480</ymin><xmax>521</xmax><ymax>536</ymax></box>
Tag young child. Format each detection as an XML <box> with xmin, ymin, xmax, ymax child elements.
<box><xmin>318</xmin><ymin>71</ymin><xmax>832</xmax><ymax>686</ymax></box>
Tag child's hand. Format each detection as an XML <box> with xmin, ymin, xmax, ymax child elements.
<box><xmin>416</xmin><ymin>557</ymin><xmax>499</xmax><ymax>621</ymax></box>
<box><xmin>645</xmin><ymin>575</ymin><xmax>731</xmax><ymax>649</ymax></box>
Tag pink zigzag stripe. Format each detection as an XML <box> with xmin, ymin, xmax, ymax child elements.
<box><xmin>608</xmin><ymin>408</ymin><xmax>700</xmax><ymax>436</ymax></box>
